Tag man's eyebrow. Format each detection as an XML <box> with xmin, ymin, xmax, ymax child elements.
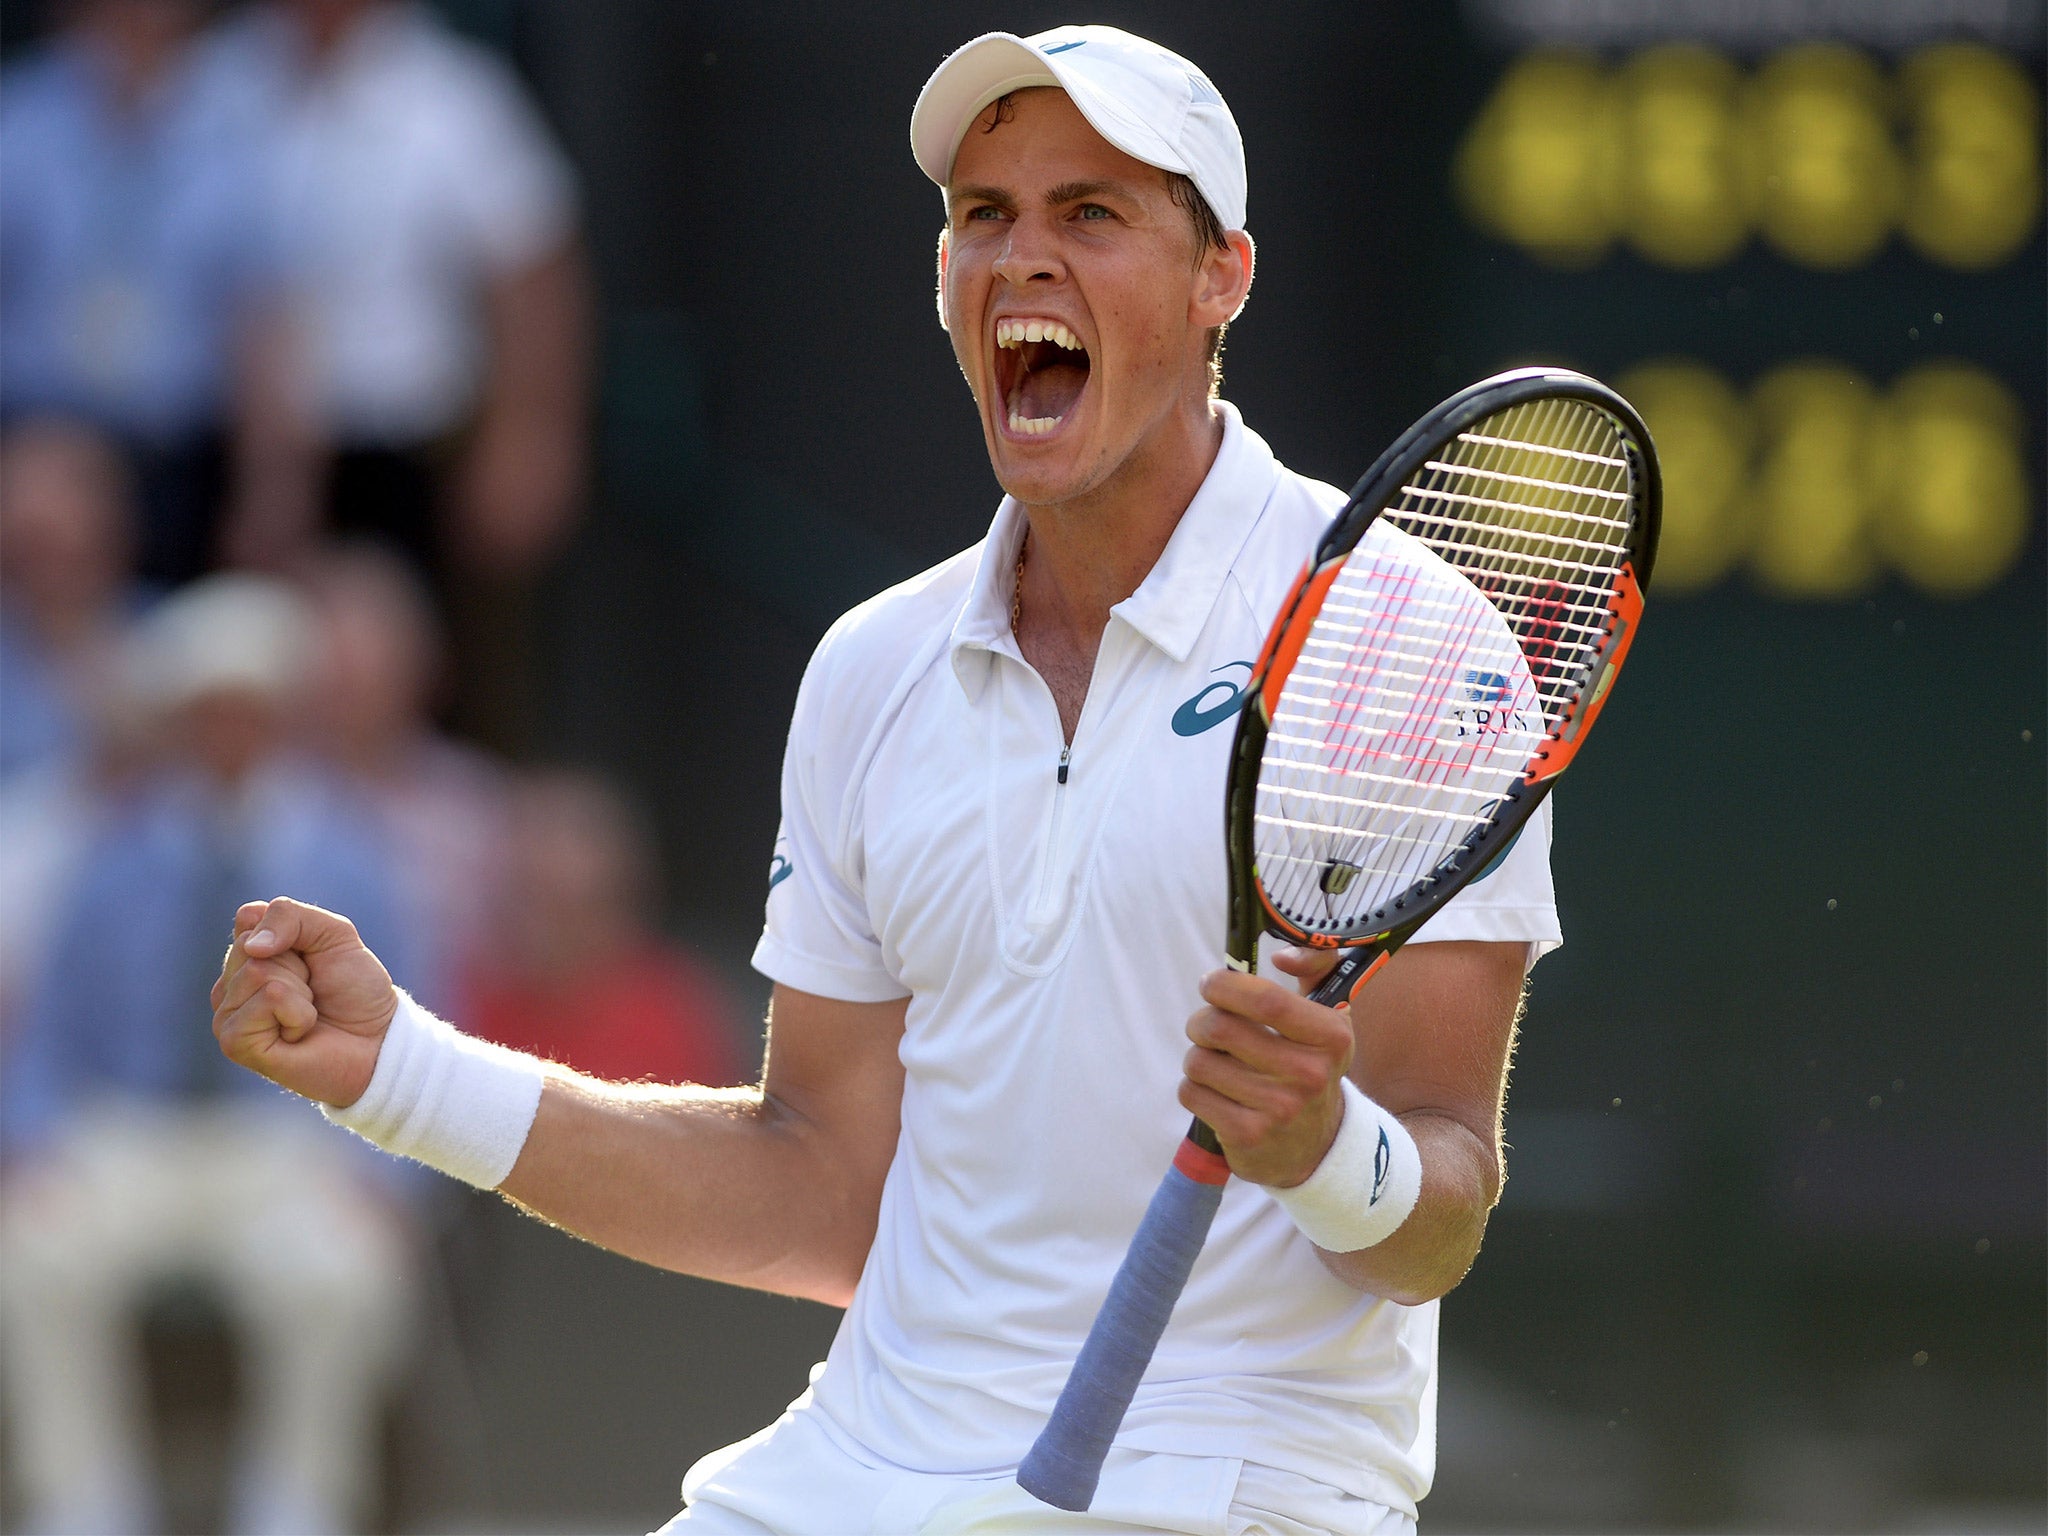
<box><xmin>1042</xmin><ymin>179</ymin><xmax>1133</xmax><ymax>206</ymax></box>
<box><xmin>948</xmin><ymin>183</ymin><xmax>1013</xmax><ymax>213</ymax></box>
<box><xmin>947</xmin><ymin>178</ymin><xmax>1145</xmax><ymax>214</ymax></box>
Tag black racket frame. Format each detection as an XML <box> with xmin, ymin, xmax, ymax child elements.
<box><xmin>1221</xmin><ymin>367</ymin><xmax>1662</xmax><ymax>1010</ymax></box>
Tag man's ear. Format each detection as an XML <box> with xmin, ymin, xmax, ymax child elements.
<box><xmin>935</xmin><ymin>227</ymin><xmax>950</xmax><ymax>332</ymax></box>
<box><xmin>1193</xmin><ymin>229</ymin><xmax>1256</xmax><ymax>328</ymax></box>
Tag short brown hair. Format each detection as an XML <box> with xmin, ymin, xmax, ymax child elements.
<box><xmin>1165</xmin><ymin>172</ymin><xmax>1232</xmax><ymax>395</ymax></box>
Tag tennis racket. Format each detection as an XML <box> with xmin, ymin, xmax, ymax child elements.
<box><xmin>1017</xmin><ymin>366</ymin><xmax>1661</xmax><ymax>1511</ymax></box>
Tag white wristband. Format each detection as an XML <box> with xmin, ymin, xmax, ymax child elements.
<box><xmin>1270</xmin><ymin>1078</ymin><xmax>1423</xmax><ymax>1253</ymax></box>
<box><xmin>322</xmin><ymin>990</ymin><xmax>545</xmax><ymax>1189</ymax></box>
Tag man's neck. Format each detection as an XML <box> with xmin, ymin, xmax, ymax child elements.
<box><xmin>1011</xmin><ymin>395</ymin><xmax>1224</xmax><ymax>741</ymax></box>
<box><xmin>1015</xmin><ymin>396</ymin><xmax>1224</xmax><ymax>649</ymax></box>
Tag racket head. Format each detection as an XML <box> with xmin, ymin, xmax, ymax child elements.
<box><xmin>1225</xmin><ymin>368</ymin><xmax>1660</xmax><ymax>965</ymax></box>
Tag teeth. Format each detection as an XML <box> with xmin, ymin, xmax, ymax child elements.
<box><xmin>996</xmin><ymin>318</ymin><xmax>1083</xmax><ymax>438</ymax></box>
<box><xmin>1007</xmin><ymin>405</ymin><xmax>1063</xmax><ymax>436</ymax></box>
<box><xmin>996</xmin><ymin>318</ymin><xmax>1084</xmax><ymax>353</ymax></box>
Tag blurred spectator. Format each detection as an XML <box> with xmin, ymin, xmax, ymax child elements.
<box><xmin>462</xmin><ymin>768</ymin><xmax>748</xmax><ymax>1087</ymax></box>
<box><xmin>0</xmin><ymin>416</ymin><xmax>147</xmax><ymax>775</ymax></box>
<box><xmin>0</xmin><ymin>573</ymin><xmax>424</xmax><ymax>1536</ymax></box>
<box><xmin>300</xmin><ymin>540</ymin><xmax>508</xmax><ymax>1012</ymax></box>
<box><xmin>0</xmin><ymin>1</ymin><xmax>285</xmax><ymax>586</ymax></box>
<box><xmin>218</xmin><ymin>0</ymin><xmax>592</xmax><ymax>753</ymax></box>
<box><xmin>0</xmin><ymin>418</ymin><xmax>160</xmax><ymax>1033</ymax></box>
<box><xmin>0</xmin><ymin>687</ymin><xmax>157</xmax><ymax>1038</ymax></box>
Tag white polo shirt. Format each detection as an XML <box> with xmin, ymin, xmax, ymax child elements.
<box><xmin>743</xmin><ymin>402</ymin><xmax>1560</xmax><ymax>1520</ymax></box>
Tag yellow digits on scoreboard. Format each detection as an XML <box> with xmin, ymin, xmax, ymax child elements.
<box><xmin>1617</xmin><ymin>359</ymin><xmax>2029</xmax><ymax>600</ymax></box>
<box><xmin>1459</xmin><ymin>43</ymin><xmax>2039</xmax><ymax>272</ymax></box>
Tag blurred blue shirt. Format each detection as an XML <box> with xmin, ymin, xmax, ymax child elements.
<box><xmin>0</xmin><ymin>611</ymin><xmax>79</xmax><ymax>777</ymax></box>
<box><xmin>0</xmin><ymin>760</ymin><xmax>423</xmax><ymax>1156</ymax></box>
<box><xmin>0</xmin><ymin>33</ymin><xmax>274</xmax><ymax>441</ymax></box>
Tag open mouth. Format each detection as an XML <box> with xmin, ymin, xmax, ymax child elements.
<box><xmin>994</xmin><ymin>317</ymin><xmax>1090</xmax><ymax>437</ymax></box>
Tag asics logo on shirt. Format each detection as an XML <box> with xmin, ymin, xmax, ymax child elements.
<box><xmin>1171</xmin><ymin>661</ymin><xmax>1255</xmax><ymax>737</ymax></box>
<box><xmin>768</xmin><ymin>854</ymin><xmax>793</xmax><ymax>892</ymax></box>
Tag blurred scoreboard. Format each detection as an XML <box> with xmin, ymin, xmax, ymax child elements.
<box><xmin>1458</xmin><ymin>44</ymin><xmax>2037</xmax><ymax>273</ymax></box>
<box><xmin>1444</xmin><ymin>5</ymin><xmax>2043</xmax><ymax>603</ymax></box>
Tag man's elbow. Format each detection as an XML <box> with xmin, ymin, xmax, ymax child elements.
<box><xmin>1402</xmin><ymin>1137</ymin><xmax>1506</xmax><ymax>1302</ymax></box>
<box><xmin>788</xmin><ymin>1231</ymin><xmax>873</xmax><ymax>1309</ymax></box>
<box><xmin>777</xmin><ymin>1271</ymin><xmax>860</xmax><ymax>1310</ymax></box>
<box><xmin>1373</xmin><ymin>1240</ymin><xmax>1485</xmax><ymax>1307</ymax></box>
<box><xmin>1320</xmin><ymin>1141</ymin><xmax>1503</xmax><ymax>1305</ymax></box>
<box><xmin>727</xmin><ymin>1230</ymin><xmax>870</xmax><ymax>1309</ymax></box>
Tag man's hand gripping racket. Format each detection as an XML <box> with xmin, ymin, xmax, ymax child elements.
<box><xmin>1017</xmin><ymin>368</ymin><xmax>1662</xmax><ymax>1510</ymax></box>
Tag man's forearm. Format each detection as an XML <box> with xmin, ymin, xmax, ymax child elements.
<box><xmin>499</xmin><ymin>1072</ymin><xmax>881</xmax><ymax>1308</ymax></box>
<box><xmin>1311</xmin><ymin>1110</ymin><xmax>1501</xmax><ymax>1306</ymax></box>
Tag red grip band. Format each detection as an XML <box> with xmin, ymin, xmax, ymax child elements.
<box><xmin>1172</xmin><ymin>1139</ymin><xmax>1232</xmax><ymax>1186</ymax></box>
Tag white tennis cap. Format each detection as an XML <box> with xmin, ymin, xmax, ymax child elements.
<box><xmin>910</xmin><ymin>25</ymin><xmax>1247</xmax><ymax>232</ymax></box>
<box><xmin>128</xmin><ymin>573</ymin><xmax>314</xmax><ymax>711</ymax></box>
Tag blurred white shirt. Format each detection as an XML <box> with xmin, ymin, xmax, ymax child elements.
<box><xmin>206</xmin><ymin>2</ymin><xmax>578</xmax><ymax>445</ymax></box>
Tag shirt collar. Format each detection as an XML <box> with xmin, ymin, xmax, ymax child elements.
<box><xmin>948</xmin><ymin>400</ymin><xmax>1281</xmax><ymax>700</ymax></box>
<box><xmin>947</xmin><ymin>502</ymin><xmax>1030</xmax><ymax>698</ymax></box>
<box><xmin>1111</xmin><ymin>400</ymin><xmax>1278</xmax><ymax>662</ymax></box>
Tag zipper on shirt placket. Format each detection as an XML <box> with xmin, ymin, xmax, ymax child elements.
<box><xmin>1029</xmin><ymin>746</ymin><xmax>1072</xmax><ymax>922</ymax></box>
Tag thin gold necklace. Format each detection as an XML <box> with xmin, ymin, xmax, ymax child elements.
<box><xmin>1010</xmin><ymin>526</ymin><xmax>1029</xmax><ymax>633</ymax></box>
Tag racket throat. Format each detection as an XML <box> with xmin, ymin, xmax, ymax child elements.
<box><xmin>1308</xmin><ymin>945</ymin><xmax>1393</xmax><ymax>1009</ymax></box>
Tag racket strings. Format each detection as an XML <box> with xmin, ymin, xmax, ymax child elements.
<box><xmin>1253</xmin><ymin>554</ymin><xmax>1541</xmax><ymax>933</ymax></box>
<box><xmin>1389</xmin><ymin>397</ymin><xmax>1636</xmax><ymax>729</ymax></box>
<box><xmin>1251</xmin><ymin>396</ymin><xmax>1641</xmax><ymax>937</ymax></box>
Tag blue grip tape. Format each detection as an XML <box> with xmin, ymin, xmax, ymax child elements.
<box><xmin>1015</xmin><ymin>1164</ymin><xmax>1226</xmax><ymax>1511</ymax></box>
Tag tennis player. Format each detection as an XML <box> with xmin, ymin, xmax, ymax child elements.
<box><xmin>213</xmin><ymin>26</ymin><xmax>1561</xmax><ymax>1534</ymax></box>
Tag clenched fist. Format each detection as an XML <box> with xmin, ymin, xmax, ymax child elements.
<box><xmin>211</xmin><ymin>897</ymin><xmax>399</xmax><ymax>1108</ymax></box>
<box><xmin>1179</xmin><ymin>959</ymin><xmax>1356</xmax><ymax>1190</ymax></box>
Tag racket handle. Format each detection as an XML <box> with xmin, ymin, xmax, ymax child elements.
<box><xmin>1308</xmin><ymin>947</ymin><xmax>1389</xmax><ymax>1009</ymax></box>
<box><xmin>1016</xmin><ymin>1140</ymin><xmax>1229</xmax><ymax>1511</ymax></box>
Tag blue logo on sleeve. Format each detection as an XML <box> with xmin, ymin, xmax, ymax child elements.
<box><xmin>1043</xmin><ymin>39</ymin><xmax>1087</xmax><ymax>53</ymax></box>
<box><xmin>768</xmin><ymin>853</ymin><xmax>793</xmax><ymax>892</ymax></box>
<box><xmin>1172</xmin><ymin>660</ymin><xmax>1255</xmax><ymax>737</ymax></box>
<box><xmin>1469</xmin><ymin>825</ymin><xmax>1523</xmax><ymax>885</ymax></box>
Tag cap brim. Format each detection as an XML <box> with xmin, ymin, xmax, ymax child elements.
<box><xmin>910</xmin><ymin>31</ymin><xmax>1192</xmax><ymax>191</ymax></box>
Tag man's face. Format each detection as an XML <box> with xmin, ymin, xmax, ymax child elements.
<box><xmin>177</xmin><ymin>690</ymin><xmax>284</xmax><ymax>787</ymax></box>
<box><xmin>942</xmin><ymin>88</ymin><xmax>1231</xmax><ymax>508</ymax></box>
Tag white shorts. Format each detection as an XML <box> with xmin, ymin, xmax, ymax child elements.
<box><xmin>654</xmin><ymin>1401</ymin><xmax>1413</xmax><ymax>1536</ymax></box>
